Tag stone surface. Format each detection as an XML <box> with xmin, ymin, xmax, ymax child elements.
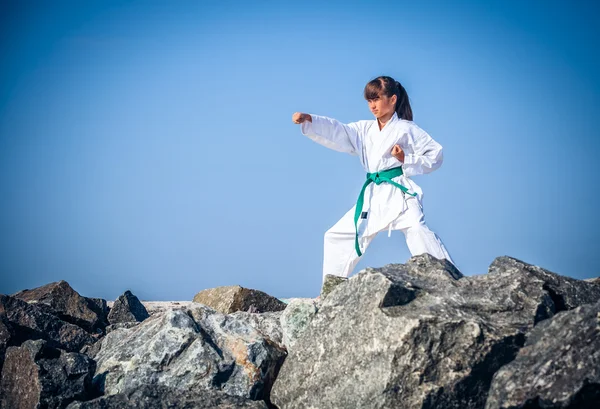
<box><xmin>320</xmin><ymin>274</ymin><xmax>348</xmax><ymax>300</ymax></box>
<box><xmin>279</xmin><ymin>298</ymin><xmax>318</xmax><ymax>350</ymax></box>
<box><xmin>12</xmin><ymin>280</ymin><xmax>108</xmax><ymax>333</ymax></box>
<box><xmin>66</xmin><ymin>384</ymin><xmax>270</xmax><ymax>408</ymax></box>
<box><xmin>0</xmin><ymin>339</ymin><xmax>96</xmax><ymax>409</ymax></box>
<box><xmin>193</xmin><ymin>285</ymin><xmax>287</xmax><ymax>314</ymax></box>
<box><xmin>0</xmin><ymin>295</ymin><xmax>96</xmax><ymax>353</ymax></box>
<box><xmin>107</xmin><ymin>290</ymin><xmax>149</xmax><ymax>324</ymax></box>
<box><xmin>485</xmin><ymin>300</ymin><xmax>600</xmax><ymax>409</ymax></box>
<box><xmin>93</xmin><ymin>304</ymin><xmax>285</xmax><ymax>403</ymax></box>
<box><xmin>270</xmin><ymin>254</ymin><xmax>600</xmax><ymax>409</ymax></box>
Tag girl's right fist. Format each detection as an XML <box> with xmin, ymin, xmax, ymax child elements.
<box><xmin>292</xmin><ymin>112</ymin><xmax>312</xmax><ymax>124</ymax></box>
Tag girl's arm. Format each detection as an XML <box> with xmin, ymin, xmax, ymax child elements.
<box><xmin>293</xmin><ymin>112</ymin><xmax>362</xmax><ymax>156</ymax></box>
<box><xmin>392</xmin><ymin>131</ymin><xmax>443</xmax><ymax>177</ymax></box>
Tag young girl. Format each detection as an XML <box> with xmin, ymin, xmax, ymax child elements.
<box><xmin>292</xmin><ymin>76</ymin><xmax>456</xmax><ymax>283</ymax></box>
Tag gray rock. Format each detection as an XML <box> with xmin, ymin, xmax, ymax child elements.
<box><xmin>485</xmin><ymin>301</ymin><xmax>600</xmax><ymax>409</ymax></box>
<box><xmin>66</xmin><ymin>384</ymin><xmax>270</xmax><ymax>408</ymax></box>
<box><xmin>320</xmin><ymin>275</ymin><xmax>348</xmax><ymax>300</ymax></box>
<box><xmin>585</xmin><ymin>277</ymin><xmax>600</xmax><ymax>286</ymax></box>
<box><xmin>0</xmin><ymin>318</ymin><xmax>11</xmax><ymax>374</ymax></box>
<box><xmin>93</xmin><ymin>304</ymin><xmax>285</xmax><ymax>403</ymax></box>
<box><xmin>12</xmin><ymin>280</ymin><xmax>108</xmax><ymax>333</ymax></box>
<box><xmin>0</xmin><ymin>339</ymin><xmax>96</xmax><ymax>409</ymax></box>
<box><xmin>270</xmin><ymin>254</ymin><xmax>600</xmax><ymax>409</ymax></box>
<box><xmin>107</xmin><ymin>290</ymin><xmax>149</xmax><ymax>324</ymax></box>
<box><xmin>193</xmin><ymin>285</ymin><xmax>287</xmax><ymax>314</ymax></box>
<box><xmin>0</xmin><ymin>295</ymin><xmax>96</xmax><ymax>353</ymax></box>
<box><xmin>279</xmin><ymin>298</ymin><xmax>318</xmax><ymax>349</ymax></box>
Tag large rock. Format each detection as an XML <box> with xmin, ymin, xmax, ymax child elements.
<box><xmin>0</xmin><ymin>318</ymin><xmax>11</xmax><ymax>374</ymax></box>
<box><xmin>0</xmin><ymin>339</ymin><xmax>96</xmax><ymax>409</ymax></box>
<box><xmin>66</xmin><ymin>384</ymin><xmax>270</xmax><ymax>408</ymax></box>
<box><xmin>485</xmin><ymin>300</ymin><xmax>600</xmax><ymax>409</ymax></box>
<box><xmin>193</xmin><ymin>285</ymin><xmax>287</xmax><ymax>314</ymax></box>
<box><xmin>270</xmin><ymin>254</ymin><xmax>600</xmax><ymax>409</ymax></box>
<box><xmin>93</xmin><ymin>304</ymin><xmax>285</xmax><ymax>403</ymax></box>
<box><xmin>0</xmin><ymin>295</ymin><xmax>96</xmax><ymax>353</ymax></box>
<box><xmin>12</xmin><ymin>280</ymin><xmax>108</xmax><ymax>333</ymax></box>
<box><xmin>279</xmin><ymin>298</ymin><xmax>318</xmax><ymax>350</ymax></box>
<box><xmin>107</xmin><ymin>290</ymin><xmax>149</xmax><ymax>324</ymax></box>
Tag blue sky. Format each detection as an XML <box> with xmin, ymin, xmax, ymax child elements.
<box><xmin>1</xmin><ymin>0</ymin><xmax>599</xmax><ymax>301</ymax></box>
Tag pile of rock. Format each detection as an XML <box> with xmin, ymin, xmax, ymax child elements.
<box><xmin>1</xmin><ymin>254</ymin><xmax>599</xmax><ymax>408</ymax></box>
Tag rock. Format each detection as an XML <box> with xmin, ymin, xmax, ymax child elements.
<box><xmin>320</xmin><ymin>274</ymin><xmax>348</xmax><ymax>300</ymax></box>
<box><xmin>0</xmin><ymin>339</ymin><xmax>96</xmax><ymax>409</ymax></box>
<box><xmin>66</xmin><ymin>384</ymin><xmax>270</xmax><ymax>408</ymax></box>
<box><xmin>270</xmin><ymin>254</ymin><xmax>600</xmax><ymax>409</ymax></box>
<box><xmin>193</xmin><ymin>285</ymin><xmax>287</xmax><ymax>314</ymax></box>
<box><xmin>485</xmin><ymin>300</ymin><xmax>600</xmax><ymax>409</ymax></box>
<box><xmin>105</xmin><ymin>321</ymin><xmax>140</xmax><ymax>333</ymax></box>
<box><xmin>0</xmin><ymin>318</ymin><xmax>11</xmax><ymax>374</ymax></box>
<box><xmin>585</xmin><ymin>277</ymin><xmax>600</xmax><ymax>286</ymax></box>
<box><xmin>12</xmin><ymin>280</ymin><xmax>108</xmax><ymax>333</ymax></box>
<box><xmin>227</xmin><ymin>310</ymin><xmax>284</xmax><ymax>348</ymax></box>
<box><xmin>93</xmin><ymin>304</ymin><xmax>286</xmax><ymax>403</ymax></box>
<box><xmin>279</xmin><ymin>298</ymin><xmax>318</xmax><ymax>349</ymax></box>
<box><xmin>0</xmin><ymin>295</ymin><xmax>96</xmax><ymax>353</ymax></box>
<box><xmin>107</xmin><ymin>290</ymin><xmax>149</xmax><ymax>324</ymax></box>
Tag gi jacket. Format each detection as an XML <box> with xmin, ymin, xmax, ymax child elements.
<box><xmin>301</xmin><ymin>111</ymin><xmax>443</xmax><ymax>237</ymax></box>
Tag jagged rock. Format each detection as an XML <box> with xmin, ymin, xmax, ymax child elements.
<box><xmin>0</xmin><ymin>339</ymin><xmax>96</xmax><ymax>409</ymax></box>
<box><xmin>0</xmin><ymin>318</ymin><xmax>11</xmax><ymax>374</ymax></box>
<box><xmin>270</xmin><ymin>254</ymin><xmax>600</xmax><ymax>409</ymax></box>
<box><xmin>320</xmin><ymin>274</ymin><xmax>348</xmax><ymax>299</ymax></box>
<box><xmin>279</xmin><ymin>298</ymin><xmax>318</xmax><ymax>349</ymax></box>
<box><xmin>93</xmin><ymin>304</ymin><xmax>286</xmax><ymax>403</ymax></box>
<box><xmin>585</xmin><ymin>277</ymin><xmax>600</xmax><ymax>286</ymax></box>
<box><xmin>193</xmin><ymin>285</ymin><xmax>287</xmax><ymax>314</ymax></box>
<box><xmin>485</xmin><ymin>300</ymin><xmax>600</xmax><ymax>409</ymax></box>
<box><xmin>227</xmin><ymin>310</ymin><xmax>284</xmax><ymax>348</ymax></box>
<box><xmin>0</xmin><ymin>295</ymin><xmax>96</xmax><ymax>353</ymax></box>
<box><xmin>105</xmin><ymin>321</ymin><xmax>140</xmax><ymax>333</ymax></box>
<box><xmin>107</xmin><ymin>290</ymin><xmax>149</xmax><ymax>324</ymax></box>
<box><xmin>66</xmin><ymin>384</ymin><xmax>270</xmax><ymax>408</ymax></box>
<box><xmin>12</xmin><ymin>280</ymin><xmax>108</xmax><ymax>333</ymax></box>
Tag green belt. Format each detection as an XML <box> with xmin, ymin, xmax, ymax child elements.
<box><xmin>353</xmin><ymin>166</ymin><xmax>417</xmax><ymax>256</ymax></box>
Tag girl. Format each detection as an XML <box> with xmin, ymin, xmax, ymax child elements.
<box><xmin>292</xmin><ymin>76</ymin><xmax>456</xmax><ymax>283</ymax></box>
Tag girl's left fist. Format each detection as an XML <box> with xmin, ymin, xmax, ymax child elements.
<box><xmin>391</xmin><ymin>144</ymin><xmax>405</xmax><ymax>163</ymax></box>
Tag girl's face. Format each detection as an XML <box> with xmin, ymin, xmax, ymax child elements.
<box><xmin>366</xmin><ymin>92</ymin><xmax>397</xmax><ymax>119</ymax></box>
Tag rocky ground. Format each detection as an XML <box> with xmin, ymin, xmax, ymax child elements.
<box><xmin>1</xmin><ymin>254</ymin><xmax>599</xmax><ymax>409</ymax></box>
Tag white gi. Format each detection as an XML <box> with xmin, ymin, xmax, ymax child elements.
<box><xmin>300</xmin><ymin>111</ymin><xmax>455</xmax><ymax>282</ymax></box>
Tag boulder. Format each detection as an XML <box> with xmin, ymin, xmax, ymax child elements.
<box><xmin>279</xmin><ymin>298</ymin><xmax>318</xmax><ymax>349</ymax></box>
<box><xmin>0</xmin><ymin>295</ymin><xmax>96</xmax><ymax>353</ymax></box>
<box><xmin>107</xmin><ymin>290</ymin><xmax>149</xmax><ymax>324</ymax></box>
<box><xmin>320</xmin><ymin>275</ymin><xmax>348</xmax><ymax>300</ymax></box>
<box><xmin>270</xmin><ymin>254</ymin><xmax>600</xmax><ymax>409</ymax></box>
<box><xmin>0</xmin><ymin>339</ymin><xmax>96</xmax><ymax>409</ymax></box>
<box><xmin>12</xmin><ymin>280</ymin><xmax>108</xmax><ymax>333</ymax></box>
<box><xmin>485</xmin><ymin>300</ymin><xmax>600</xmax><ymax>409</ymax></box>
<box><xmin>66</xmin><ymin>384</ymin><xmax>270</xmax><ymax>408</ymax></box>
<box><xmin>193</xmin><ymin>285</ymin><xmax>286</xmax><ymax>314</ymax></box>
<box><xmin>92</xmin><ymin>304</ymin><xmax>285</xmax><ymax>403</ymax></box>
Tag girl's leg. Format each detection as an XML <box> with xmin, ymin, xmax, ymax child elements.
<box><xmin>391</xmin><ymin>196</ymin><xmax>456</xmax><ymax>266</ymax></box>
<box><xmin>322</xmin><ymin>207</ymin><xmax>376</xmax><ymax>283</ymax></box>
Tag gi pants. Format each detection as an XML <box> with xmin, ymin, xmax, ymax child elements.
<box><xmin>322</xmin><ymin>195</ymin><xmax>455</xmax><ymax>282</ymax></box>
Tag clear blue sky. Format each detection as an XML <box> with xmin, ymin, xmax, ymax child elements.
<box><xmin>1</xmin><ymin>0</ymin><xmax>599</xmax><ymax>301</ymax></box>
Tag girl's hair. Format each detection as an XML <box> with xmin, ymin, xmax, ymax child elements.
<box><xmin>363</xmin><ymin>76</ymin><xmax>413</xmax><ymax>121</ymax></box>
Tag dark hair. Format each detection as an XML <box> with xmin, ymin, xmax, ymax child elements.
<box><xmin>363</xmin><ymin>76</ymin><xmax>413</xmax><ymax>121</ymax></box>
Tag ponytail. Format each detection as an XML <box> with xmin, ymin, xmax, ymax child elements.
<box><xmin>364</xmin><ymin>76</ymin><xmax>413</xmax><ymax>121</ymax></box>
<box><xmin>394</xmin><ymin>80</ymin><xmax>413</xmax><ymax>121</ymax></box>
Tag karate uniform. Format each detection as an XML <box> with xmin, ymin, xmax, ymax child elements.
<box><xmin>300</xmin><ymin>111</ymin><xmax>455</xmax><ymax>282</ymax></box>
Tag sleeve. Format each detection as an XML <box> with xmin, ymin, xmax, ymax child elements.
<box><xmin>401</xmin><ymin>130</ymin><xmax>444</xmax><ymax>177</ymax></box>
<box><xmin>300</xmin><ymin>114</ymin><xmax>362</xmax><ymax>156</ymax></box>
